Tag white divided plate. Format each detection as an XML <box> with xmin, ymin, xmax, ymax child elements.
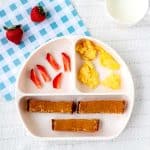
<box><xmin>15</xmin><ymin>36</ymin><xmax>134</xmax><ymax>140</ymax></box>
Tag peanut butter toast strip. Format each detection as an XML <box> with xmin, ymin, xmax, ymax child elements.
<box><xmin>78</xmin><ymin>100</ymin><xmax>126</xmax><ymax>114</ymax></box>
<box><xmin>27</xmin><ymin>99</ymin><xmax>76</xmax><ymax>113</ymax></box>
<box><xmin>52</xmin><ymin>119</ymin><xmax>99</xmax><ymax>132</ymax></box>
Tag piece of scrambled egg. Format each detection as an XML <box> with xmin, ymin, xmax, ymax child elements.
<box><xmin>76</xmin><ymin>39</ymin><xmax>97</xmax><ymax>60</ymax></box>
<box><xmin>102</xmin><ymin>73</ymin><xmax>121</xmax><ymax>89</ymax></box>
<box><xmin>99</xmin><ymin>48</ymin><xmax>120</xmax><ymax>70</ymax></box>
<box><xmin>78</xmin><ymin>61</ymin><xmax>100</xmax><ymax>88</ymax></box>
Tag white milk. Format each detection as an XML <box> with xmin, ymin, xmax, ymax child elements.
<box><xmin>106</xmin><ymin>0</ymin><xmax>149</xmax><ymax>25</ymax></box>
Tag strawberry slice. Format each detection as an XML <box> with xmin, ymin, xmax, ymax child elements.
<box><xmin>30</xmin><ymin>69</ymin><xmax>42</xmax><ymax>88</ymax></box>
<box><xmin>62</xmin><ymin>52</ymin><xmax>71</xmax><ymax>72</ymax></box>
<box><xmin>36</xmin><ymin>64</ymin><xmax>51</xmax><ymax>82</ymax></box>
<box><xmin>53</xmin><ymin>73</ymin><xmax>63</xmax><ymax>89</ymax></box>
<box><xmin>46</xmin><ymin>53</ymin><xmax>60</xmax><ymax>70</ymax></box>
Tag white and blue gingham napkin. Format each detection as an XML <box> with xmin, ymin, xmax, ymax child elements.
<box><xmin>0</xmin><ymin>0</ymin><xmax>90</xmax><ymax>101</ymax></box>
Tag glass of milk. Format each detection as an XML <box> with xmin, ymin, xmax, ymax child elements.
<box><xmin>106</xmin><ymin>0</ymin><xmax>149</xmax><ymax>26</ymax></box>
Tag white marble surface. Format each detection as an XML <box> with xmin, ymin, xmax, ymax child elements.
<box><xmin>1</xmin><ymin>0</ymin><xmax>150</xmax><ymax>149</ymax></box>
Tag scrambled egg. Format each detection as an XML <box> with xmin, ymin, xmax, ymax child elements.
<box><xmin>99</xmin><ymin>48</ymin><xmax>120</xmax><ymax>70</ymax></box>
<box><xmin>76</xmin><ymin>39</ymin><xmax>120</xmax><ymax>70</ymax></box>
<box><xmin>76</xmin><ymin>38</ymin><xmax>122</xmax><ymax>90</ymax></box>
<box><xmin>78</xmin><ymin>61</ymin><xmax>100</xmax><ymax>88</ymax></box>
<box><xmin>76</xmin><ymin>39</ymin><xmax>97</xmax><ymax>60</ymax></box>
<box><xmin>102</xmin><ymin>73</ymin><xmax>121</xmax><ymax>90</ymax></box>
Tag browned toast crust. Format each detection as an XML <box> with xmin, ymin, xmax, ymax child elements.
<box><xmin>52</xmin><ymin>119</ymin><xmax>99</xmax><ymax>132</ymax></box>
<box><xmin>28</xmin><ymin>99</ymin><xmax>76</xmax><ymax>113</ymax></box>
<box><xmin>78</xmin><ymin>100</ymin><xmax>126</xmax><ymax>114</ymax></box>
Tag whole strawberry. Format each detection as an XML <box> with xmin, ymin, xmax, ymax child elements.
<box><xmin>4</xmin><ymin>25</ymin><xmax>23</xmax><ymax>45</ymax></box>
<box><xmin>30</xmin><ymin>5</ymin><xmax>46</xmax><ymax>22</ymax></box>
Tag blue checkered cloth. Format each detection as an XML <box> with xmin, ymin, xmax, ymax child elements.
<box><xmin>0</xmin><ymin>0</ymin><xmax>90</xmax><ymax>101</ymax></box>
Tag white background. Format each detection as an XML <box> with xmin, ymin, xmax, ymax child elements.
<box><xmin>0</xmin><ymin>0</ymin><xmax>150</xmax><ymax>149</ymax></box>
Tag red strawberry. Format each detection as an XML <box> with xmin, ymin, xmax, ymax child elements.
<box><xmin>62</xmin><ymin>52</ymin><xmax>71</xmax><ymax>72</ymax></box>
<box><xmin>30</xmin><ymin>69</ymin><xmax>42</xmax><ymax>88</ymax></box>
<box><xmin>53</xmin><ymin>73</ymin><xmax>63</xmax><ymax>89</ymax></box>
<box><xmin>4</xmin><ymin>25</ymin><xmax>23</xmax><ymax>45</ymax></box>
<box><xmin>46</xmin><ymin>53</ymin><xmax>60</xmax><ymax>70</ymax></box>
<box><xmin>30</xmin><ymin>5</ymin><xmax>46</xmax><ymax>22</ymax></box>
<box><xmin>36</xmin><ymin>64</ymin><xmax>51</xmax><ymax>82</ymax></box>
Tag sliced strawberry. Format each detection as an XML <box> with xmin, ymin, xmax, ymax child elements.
<box><xmin>30</xmin><ymin>69</ymin><xmax>42</xmax><ymax>88</ymax></box>
<box><xmin>46</xmin><ymin>53</ymin><xmax>60</xmax><ymax>70</ymax></box>
<box><xmin>53</xmin><ymin>73</ymin><xmax>63</xmax><ymax>89</ymax></box>
<box><xmin>62</xmin><ymin>52</ymin><xmax>71</xmax><ymax>72</ymax></box>
<box><xmin>36</xmin><ymin>64</ymin><xmax>51</xmax><ymax>82</ymax></box>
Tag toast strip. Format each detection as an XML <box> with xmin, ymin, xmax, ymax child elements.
<box><xmin>78</xmin><ymin>100</ymin><xmax>126</xmax><ymax>114</ymax></box>
<box><xmin>28</xmin><ymin>99</ymin><xmax>75</xmax><ymax>113</ymax></box>
<box><xmin>52</xmin><ymin>119</ymin><xmax>99</xmax><ymax>132</ymax></box>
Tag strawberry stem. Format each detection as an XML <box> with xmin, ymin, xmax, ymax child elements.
<box><xmin>3</xmin><ymin>24</ymin><xmax>21</xmax><ymax>30</ymax></box>
<box><xmin>38</xmin><ymin>5</ymin><xmax>45</xmax><ymax>15</ymax></box>
<box><xmin>3</xmin><ymin>26</ymin><xmax>9</xmax><ymax>30</ymax></box>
